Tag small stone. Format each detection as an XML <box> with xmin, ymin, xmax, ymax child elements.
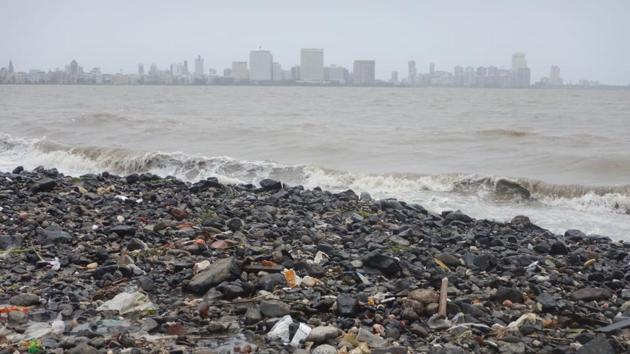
<box><xmin>227</xmin><ymin>217</ymin><xmax>244</xmax><ymax>231</ymax></box>
<box><xmin>337</xmin><ymin>294</ymin><xmax>358</xmax><ymax>316</ymax></box>
<box><xmin>244</xmin><ymin>306</ymin><xmax>262</xmax><ymax>324</ymax></box>
<box><xmin>576</xmin><ymin>336</ymin><xmax>616</xmax><ymax>354</ymax></box>
<box><xmin>260</xmin><ymin>179</ymin><xmax>282</xmax><ymax>191</ymax></box>
<box><xmin>186</xmin><ymin>257</ymin><xmax>241</xmax><ymax>295</ymax></box>
<box><xmin>572</xmin><ymin>287</ymin><xmax>612</xmax><ymax>301</ymax></box>
<box><xmin>31</xmin><ymin>177</ymin><xmax>57</xmax><ymax>193</ymax></box>
<box><xmin>259</xmin><ymin>300</ymin><xmax>290</xmax><ymax>317</ymax></box>
<box><xmin>308</xmin><ymin>326</ymin><xmax>340</xmax><ymax>344</ymax></box>
<box><xmin>9</xmin><ymin>293</ymin><xmax>41</xmax><ymax>306</ymax></box>
<box><xmin>495</xmin><ymin>287</ymin><xmax>524</xmax><ymax>303</ymax></box>
<box><xmin>312</xmin><ymin>344</ymin><xmax>337</xmax><ymax>354</ymax></box>
<box><xmin>363</xmin><ymin>251</ymin><xmax>402</xmax><ymax>277</ymax></box>
<box><xmin>550</xmin><ymin>241</ymin><xmax>568</xmax><ymax>255</ymax></box>
<box><xmin>408</xmin><ymin>289</ymin><xmax>439</xmax><ymax>304</ymax></box>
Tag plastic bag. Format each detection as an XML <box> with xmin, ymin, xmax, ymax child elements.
<box><xmin>289</xmin><ymin>322</ymin><xmax>311</xmax><ymax>347</ymax></box>
<box><xmin>267</xmin><ymin>315</ymin><xmax>294</xmax><ymax>344</ymax></box>
<box><xmin>97</xmin><ymin>291</ymin><xmax>157</xmax><ymax>315</ymax></box>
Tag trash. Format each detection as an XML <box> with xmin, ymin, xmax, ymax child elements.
<box><xmin>267</xmin><ymin>315</ymin><xmax>294</xmax><ymax>344</ymax></box>
<box><xmin>427</xmin><ymin>314</ymin><xmax>451</xmax><ymax>330</ymax></box>
<box><xmin>301</xmin><ymin>275</ymin><xmax>321</xmax><ymax>287</ymax></box>
<box><xmin>24</xmin><ymin>322</ymin><xmax>55</xmax><ymax>339</ymax></box>
<box><xmin>48</xmin><ymin>257</ymin><xmax>61</xmax><ymax>271</ymax></box>
<box><xmin>51</xmin><ymin>314</ymin><xmax>65</xmax><ymax>335</ymax></box>
<box><xmin>27</xmin><ymin>339</ymin><xmax>44</xmax><ymax>353</ymax></box>
<box><xmin>492</xmin><ymin>313</ymin><xmax>540</xmax><ymax>337</ymax></box>
<box><xmin>438</xmin><ymin>277</ymin><xmax>448</xmax><ymax>317</ymax></box>
<box><xmin>0</xmin><ymin>305</ymin><xmax>29</xmax><ymax>314</ymax></box>
<box><xmin>193</xmin><ymin>260</ymin><xmax>211</xmax><ymax>274</ymax></box>
<box><xmin>433</xmin><ymin>258</ymin><xmax>451</xmax><ymax>272</ymax></box>
<box><xmin>356</xmin><ymin>272</ymin><xmax>371</xmax><ymax>285</ymax></box>
<box><xmin>283</xmin><ymin>268</ymin><xmax>301</xmax><ymax>288</ymax></box>
<box><xmin>97</xmin><ymin>291</ymin><xmax>157</xmax><ymax>315</ymax></box>
<box><xmin>313</xmin><ymin>251</ymin><xmax>328</xmax><ymax>265</ymax></box>
<box><xmin>289</xmin><ymin>322</ymin><xmax>312</xmax><ymax>347</ymax></box>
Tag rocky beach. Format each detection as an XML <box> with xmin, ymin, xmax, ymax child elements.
<box><xmin>1</xmin><ymin>167</ymin><xmax>629</xmax><ymax>354</ymax></box>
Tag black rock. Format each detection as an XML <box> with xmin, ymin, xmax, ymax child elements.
<box><xmin>9</xmin><ymin>293</ymin><xmax>41</xmax><ymax>306</ymax></box>
<box><xmin>125</xmin><ymin>174</ymin><xmax>139</xmax><ymax>184</ymax></box>
<box><xmin>226</xmin><ymin>217</ymin><xmax>244</xmax><ymax>231</ymax></box>
<box><xmin>536</xmin><ymin>292</ymin><xmax>558</xmax><ymax>311</ymax></box>
<box><xmin>337</xmin><ymin>294</ymin><xmax>358</xmax><ymax>316</ymax></box>
<box><xmin>12</xmin><ymin>166</ymin><xmax>24</xmax><ymax>174</ymax></box>
<box><xmin>0</xmin><ymin>234</ymin><xmax>23</xmax><ymax>250</ymax></box>
<box><xmin>565</xmin><ymin>229</ymin><xmax>587</xmax><ymax>241</ymax></box>
<box><xmin>363</xmin><ymin>251</ymin><xmax>402</xmax><ymax>278</ymax></box>
<box><xmin>576</xmin><ymin>336</ymin><xmax>616</xmax><ymax>354</ymax></box>
<box><xmin>494</xmin><ymin>287</ymin><xmax>524</xmax><ymax>303</ymax></box>
<box><xmin>259</xmin><ymin>300</ymin><xmax>290</xmax><ymax>317</ymax></box>
<box><xmin>444</xmin><ymin>211</ymin><xmax>473</xmax><ymax>224</ymax></box>
<box><xmin>39</xmin><ymin>225</ymin><xmax>72</xmax><ymax>244</ymax></box>
<box><xmin>572</xmin><ymin>287</ymin><xmax>612</xmax><ymax>301</ymax></box>
<box><xmin>550</xmin><ymin>241</ymin><xmax>568</xmax><ymax>255</ymax></box>
<box><xmin>30</xmin><ymin>177</ymin><xmax>57</xmax><ymax>193</ymax></box>
<box><xmin>186</xmin><ymin>257</ymin><xmax>241</xmax><ymax>295</ymax></box>
<box><xmin>106</xmin><ymin>225</ymin><xmax>136</xmax><ymax>236</ymax></box>
<box><xmin>259</xmin><ymin>179</ymin><xmax>282</xmax><ymax>191</ymax></box>
<box><xmin>257</xmin><ymin>273</ymin><xmax>286</xmax><ymax>291</ymax></box>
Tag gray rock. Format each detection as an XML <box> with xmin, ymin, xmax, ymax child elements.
<box><xmin>39</xmin><ymin>225</ymin><xmax>72</xmax><ymax>244</ymax></box>
<box><xmin>31</xmin><ymin>177</ymin><xmax>57</xmax><ymax>193</ymax></box>
<box><xmin>495</xmin><ymin>287</ymin><xmax>524</xmax><ymax>303</ymax></box>
<box><xmin>372</xmin><ymin>347</ymin><xmax>408</xmax><ymax>354</ymax></box>
<box><xmin>576</xmin><ymin>336</ymin><xmax>616</xmax><ymax>354</ymax></box>
<box><xmin>9</xmin><ymin>293</ymin><xmax>41</xmax><ymax>306</ymax></box>
<box><xmin>337</xmin><ymin>294</ymin><xmax>358</xmax><ymax>316</ymax></box>
<box><xmin>0</xmin><ymin>234</ymin><xmax>22</xmax><ymax>250</ymax></box>
<box><xmin>227</xmin><ymin>217</ymin><xmax>243</xmax><ymax>231</ymax></box>
<box><xmin>408</xmin><ymin>288</ymin><xmax>439</xmax><ymax>304</ymax></box>
<box><xmin>572</xmin><ymin>287</ymin><xmax>612</xmax><ymax>301</ymax></box>
<box><xmin>260</xmin><ymin>179</ymin><xmax>282</xmax><ymax>191</ymax></box>
<box><xmin>244</xmin><ymin>306</ymin><xmax>262</xmax><ymax>324</ymax></box>
<box><xmin>550</xmin><ymin>241</ymin><xmax>568</xmax><ymax>255</ymax></box>
<box><xmin>107</xmin><ymin>224</ymin><xmax>136</xmax><ymax>236</ymax></box>
<box><xmin>186</xmin><ymin>257</ymin><xmax>241</xmax><ymax>295</ymax></box>
<box><xmin>312</xmin><ymin>344</ymin><xmax>337</xmax><ymax>354</ymax></box>
<box><xmin>307</xmin><ymin>325</ymin><xmax>340</xmax><ymax>344</ymax></box>
<box><xmin>536</xmin><ymin>292</ymin><xmax>558</xmax><ymax>311</ymax></box>
<box><xmin>363</xmin><ymin>251</ymin><xmax>402</xmax><ymax>277</ymax></box>
<box><xmin>259</xmin><ymin>300</ymin><xmax>290</xmax><ymax>317</ymax></box>
<box><xmin>66</xmin><ymin>343</ymin><xmax>100</xmax><ymax>354</ymax></box>
<box><xmin>436</xmin><ymin>253</ymin><xmax>462</xmax><ymax>267</ymax></box>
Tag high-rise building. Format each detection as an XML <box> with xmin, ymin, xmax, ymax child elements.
<box><xmin>512</xmin><ymin>52</ymin><xmax>527</xmax><ymax>70</ymax></box>
<box><xmin>183</xmin><ymin>61</ymin><xmax>189</xmax><ymax>75</ymax></box>
<box><xmin>231</xmin><ymin>61</ymin><xmax>249</xmax><ymax>81</ymax></box>
<box><xmin>8</xmin><ymin>60</ymin><xmax>14</xmax><ymax>74</ymax></box>
<box><xmin>300</xmin><ymin>48</ymin><xmax>324</xmax><ymax>82</ymax></box>
<box><xmin>429</xmin><ymin>63</ymin><xmax>435</xmax><ymax>75</ymax></box>
<box><xmin>194</xmin><ymin>56</ymin><xmax>204</xmax><ymax>76</ymax></box>
<box><xmin>249</xmin><ymin>50</ymin><xmax>273</xmax><ymax>81</ymax></box>
<box><xmin>390</xmin><ymin>71</ymin><xmax>399</xmax><ymax>84</ymax></box>
<box><xmin>453</xmin><ymin>66</ymin><xmax>464</xmax><ymax>86</ymax></box>
<box><xmin>352</xmin><ymin>60</ymin><xmax>375</xmax><ymax>85</ymax></box>
<box><xmin>549</xmin><ymin>65</ymin><xmax>562</xmax><ymax>86</ymax></box>
<box><xmin>324</xmin><ymin>65</ymin><xmax>349</xmax><ymax>84</ymax></box>
<box><xmin>511</xmin><ymin>52</ymin><xmax>530</xmax><ymax>88</ymax></box>
<box><xmin>290</xmin><ymin>66</ymin><xmax>301</xmax><ymax>81</ymax></box>
<box><xmin>408</xmin><ymin>60</ymin><xmax>416</xmax><ymax>85</ymax></box>
<box><xmin>138</xmin><ymin>64</ymin><xmax>144</xmax><ymax>76</ymax></box>
<box><xmin>272</xmin><ymin>62</ymin><xmax>283</xmax><ymax>81</ymax></box>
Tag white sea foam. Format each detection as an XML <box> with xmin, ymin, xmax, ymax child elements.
<box><xmin>1</xmin><ymin>133</ymin><xmax>628</xmax><ymax>239</ymax></box>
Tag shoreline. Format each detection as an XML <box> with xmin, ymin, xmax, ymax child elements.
<box><xmin>1</xmin><ymin>167</ymin><xmax>629</xmax><ymax>353</ymax></box>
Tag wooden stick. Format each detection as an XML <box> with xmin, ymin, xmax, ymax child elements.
<box><xmin>438</xmin><ymin>277</ymin><xmax>448</xmax><ymax>317</ymax></box>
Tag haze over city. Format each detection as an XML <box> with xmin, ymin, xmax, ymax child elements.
<box><xmin>1</xmin><ymin>0</ymin><xmax>630</xmax><ymax>85</ymax></box>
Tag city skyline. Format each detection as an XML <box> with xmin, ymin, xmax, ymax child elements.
<box><xmin>1</xmin><ymin>1</ymin><xmax>630</xmax><ymax>85</ymax></box>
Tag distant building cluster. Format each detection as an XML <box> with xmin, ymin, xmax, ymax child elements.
<box><xmin>0</xmin><ymin>50</ymin><xmax>611</xmax><ymax>88</ymax></box>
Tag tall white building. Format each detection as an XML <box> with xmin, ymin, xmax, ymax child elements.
<box><xmin>272</xmin><ymin>62</ymin><xmax>283</xmax><ymax>81</ymax></box>
<box><xmin>249</xmin><ymin>50</ymin><xmax>273</xmax><ymax>81</ymax></box>
<box><xmin>194</xmin><ymin>56</ymin><xmax>204</xmax><ymax>76</ymax></box>
<box><xmin>300</xmin><ymin>48</ymin><xmax>324</xmax><ymax>82</ymax></box>
<box><xmin>352</xmin><ymin>60</ymin><xmax>375</xmax><ymax>85</ymax></box>
<box><xmin>512</xmin><ymin>52</ymin><xmax>527</xmax><ymax>70</ymax></box>
<box><xmin>408</xmin><ymin>60</ymin><xmax>416</xmax><ymax>85</ymax></box>
<box><xmin>231</xmin><ymin>61</ymin><xmax>249</xmax><ymax>81</ymax></box>
<box><xmin>550</xmin><ymin>65</ymin><xmax>563</xmax><ymax>86</ymax></box>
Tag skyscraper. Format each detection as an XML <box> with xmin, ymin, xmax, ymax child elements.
<box><xmin>512</xmin><ymin>52</ymin><xmax>527</xmax><ymax>71</ymax></box>
<box><xmin>249</xmin><ymin>50</ymin><xmax>273</xmax><ymax>81</ymax></box>
<box><xmin>300</xmin><ymin>49</ymin><xmax>324</xmax><ymax>82</ymax></box>
<box><xmin>231</xmin><ymin>62</ymin><xmax>249</xmax><ymax>81</ymax></box>
<box><xmin>408</xmin><ymin>60</ymin><xmax>416</xmax><ymax>85</ymax></box>
<box><xmin>390</xmin><ymin>71</ymin><xmax>399</xmax><ymax>84</ymax></box>
<box><xmin>511</xmin><ymin>52</ymin><xmax>530</xmax><ymax>88</ymax></box>
<box><xmin>8</xmin><ymin>60</ymin><xmax>14</xmax><ymax>74</ymax></box>
<box><xmin>194</xmin><ymin>56</ymin><xmax>204</xmax><ymax>77</ymax></box>
<box><xmin>429</xmin><ymin>63</ymin><xmax>435</xmax><ymax>75</ymax></box>
<box><xmin>138</xmin><ymin>64</ymin><xmax>144</xmax><ymax>76</ymax></box>
<box><xmin>550</xmin><ymin>65</ymin><xmax>562</xmax><ymax>86</ymax></box>
<box><xmin>272</xmin><ymin>62</ymin><xmax>283</xmax><ymax>81</ymax></box>
<box><xmin>352</xmin><ymin>60</ymin><xmax>375</xmax><ymax>85</ymax></box>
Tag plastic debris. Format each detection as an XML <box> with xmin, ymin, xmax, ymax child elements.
<box><xmin>289</xmin><ymin>322</ymin><xmax>312</xmax><ymax>347</ymax></box>
<box><xmin>427</xmin><ymin>314</ymin><xmax>451</xmax><ymax>330</ymax></box>
<box><xmin>48</xmin><ymin>257</ymin><xmax>61</xmax><ymax>271</ymax></box>
<box><xmin>193</xmin><ymin>260</ymin><xmax>211</xmax><ymax>274</ymax></box>
<box><xmin>97</xmin><ymin>291</ymin><xmax>157</xmax><ymax>315</ymax></box>
<box><xmin>283</xmin><ymin>268</ymin><xmax>301</xmax><ymax>288</ymax></box>
<box><xmin>27</xmin><ymin>339</ymin><xmax>44</xmax><ymax>353</ymax></box>
<box><xmin>433</xmin><ymin>257</ymin><xmax>451</xmax><ymax>272</ymax></box>
<box><xmin>24</xmin><ymin>322</ymin><xmax>55</xmax><ymax>339</ymax></box>
<box><xmin>267</xmin><ymin>315</ymin><xmax>294</xmax><ymax>344</ymax></box>
<box><xmin>0</xmin><ymin>305</ymin><xmax>29</xmax><ymax>314</ymax></box>
<box><xmin>313</xmin><ymin>251</ymin><xmax>328</xmax><ymax>265</ymax></box>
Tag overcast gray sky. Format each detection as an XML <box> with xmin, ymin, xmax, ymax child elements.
<box><xmin>1</xmin><ymin>0</ymin><xmax>629</xmax><ymax>84</ymax></box>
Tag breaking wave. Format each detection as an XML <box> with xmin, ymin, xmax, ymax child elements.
<box><xmin>1</xmin><ymin>133</ymin><xmax>629</xmax><ymax>237</ymax></box>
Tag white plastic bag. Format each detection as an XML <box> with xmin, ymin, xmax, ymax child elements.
<box><xmin>97</xmin><ymin>291</ymin><xmax>157</xmax><ymax>315</ymax></box>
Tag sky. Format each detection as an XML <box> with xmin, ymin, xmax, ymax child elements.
<box><xmin>1</xmin><ymin>0</ymin><xmax>629</xmax><ymax>84</ymax></box>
